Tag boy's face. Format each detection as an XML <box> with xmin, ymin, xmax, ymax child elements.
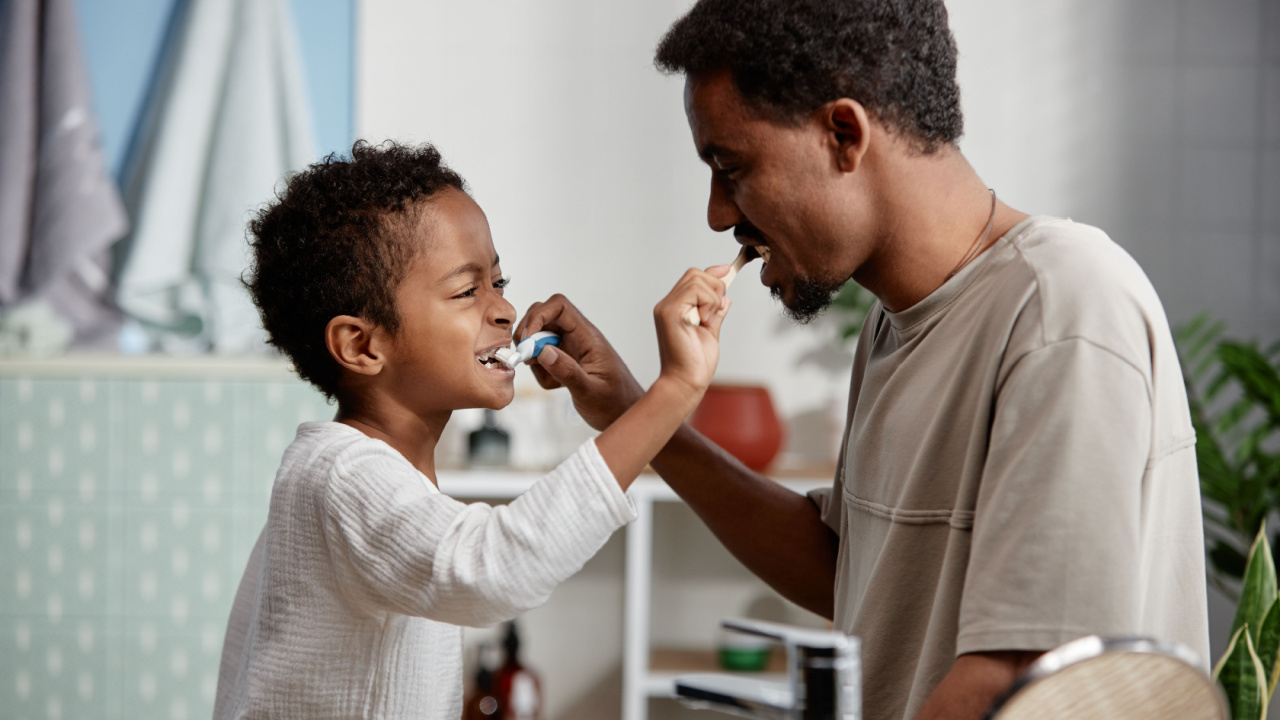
<box><xmin>383</xmin><ymin>188</ymin><xmax>517</xmax><ymax>413</ymax></box>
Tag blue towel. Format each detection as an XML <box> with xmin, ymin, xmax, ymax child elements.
<box><xmin>115</xmin><ymin>0</ymin><xmax>316</xmax><ymax>353</ymax></box>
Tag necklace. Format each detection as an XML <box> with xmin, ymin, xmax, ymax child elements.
<box><xmin>947</xmin><ymin>188</ymin><xmax>997</xmax><ymax>280</ymax></box>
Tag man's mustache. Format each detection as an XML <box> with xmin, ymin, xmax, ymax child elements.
<box><xmin>733</xmin><ymin>221</ymin><xmax>765</xmax><ymax>244</ymax></box>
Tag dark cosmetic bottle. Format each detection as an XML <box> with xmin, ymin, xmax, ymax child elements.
<box><xmin>468</xmin><ymin>410</ymin><xmax>510</xmax><ymax>467</ymax></box>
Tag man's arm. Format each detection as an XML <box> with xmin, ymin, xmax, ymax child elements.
<box><xmin>650</xmin><ymin>423</ymin><xmax>839</xmax><ymax>618</ymax></box>
<box><xmin>516</xmin><ymin>294</ymin><xmax>840</xmax><ymax>619</ymax></box>
<box><xmin>913</xmin><ymin>651</ymin><xmax>1042</xmax><ymax>720</ymax></box>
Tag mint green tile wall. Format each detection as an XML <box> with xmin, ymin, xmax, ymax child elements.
<box><xmin>0</xmin><ymin>376</ymin><xmax>332</xmax><ymax>720</ymax></box>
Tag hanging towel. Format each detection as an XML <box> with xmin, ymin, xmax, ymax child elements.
<box><xmin>0</xmin><ymin>0</ymin><xmax>129</xmax><ymax>351</ymax></box>
<box><xmin>115</xmin><ymin>0</ymin><xmax>316</xmax><ymax>354</ymax></box>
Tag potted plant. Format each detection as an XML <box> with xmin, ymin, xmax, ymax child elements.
<box><xmin>1176</xmin><ymin>315</ymin><xmax>1280</xmax><ymax>595</ymax></box>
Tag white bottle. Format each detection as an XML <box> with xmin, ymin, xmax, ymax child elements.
<box><xmin>508</xmin><ymin>672</ymin><xmax>539</xmax><ymax>720</ymax></box>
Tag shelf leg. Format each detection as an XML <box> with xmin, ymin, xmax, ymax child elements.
<box><xmin>622</xmin><ymin>492</ymin><xmax>653</xmax><ymax>720</ymax></box>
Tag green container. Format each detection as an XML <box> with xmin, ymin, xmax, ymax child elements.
<box><xmin>718</xmin><ymin>645</ymin><xmax>772</xmax><ymax>672</ymax></box>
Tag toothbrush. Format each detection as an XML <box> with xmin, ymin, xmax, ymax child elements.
<box><xmin>683</xmin><ymin>245</ymin><xmax>764</xmax><ymax>326</ymax></box>
<box><xmin>495</xmin><ymin>331</ymin><xmax>561</xmax><ymax>368</ymax></box>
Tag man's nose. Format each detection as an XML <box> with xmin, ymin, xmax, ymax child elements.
<box><xmin>707</xmin><ymin>175</ymin><xmax>743</xmax><ymax>233</ymax></box>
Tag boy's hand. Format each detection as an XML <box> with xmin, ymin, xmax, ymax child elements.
<box><xmin>653</xmin><ymin>266</ymin><xmax>731</xmax><ymax>400</ymax></box>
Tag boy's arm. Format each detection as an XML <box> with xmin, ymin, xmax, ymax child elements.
<box><xmin>587</xmin><ymin>265</ymin><xmax>731</xmax><ymax>489</ymax></box>
<box><xmin>323</xmin><ymin>440</ymin><xmax>635</xmax><ymax>627</ymax></box>
<box><xmin>518</xmin><ymin>294</ymin><xmax>840</xmax><ymax>619</ymax></box>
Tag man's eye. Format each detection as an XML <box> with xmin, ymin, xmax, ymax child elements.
<box><xmin>494</xmin><ymin>276</ymin><xmax>511</xmax><ymax>290</ymax></box>
<box><xmin>455</xmin><ymin>287</ymin><xmax>477</xmax><ymax>299</ymax></box>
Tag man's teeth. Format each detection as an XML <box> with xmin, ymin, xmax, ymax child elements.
<box><xmin>477</xmin><ymin>348</ymin><xmax>502</xmax><ymax>365</ymax></box>
<box><xmin>757</xmin><ymin>246</ymin><xmax>772</xmax><ymax>263</ymax></box>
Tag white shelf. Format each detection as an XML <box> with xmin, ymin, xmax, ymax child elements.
<box><xmin>435</xmin><ymin>469</ymin><xmax>831</xmax><ymax>720</ymax></box>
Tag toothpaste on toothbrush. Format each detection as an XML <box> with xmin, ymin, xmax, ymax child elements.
<box><xmin>495</xmin><ymin>331</ymin><xmax>561</xmax><ymax>368</ymax></box>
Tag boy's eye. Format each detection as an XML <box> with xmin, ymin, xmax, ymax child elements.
<box><xmin>454</xmin><ymin>276</ymin><xmax>510</xmax><ymax>299</ymax></box>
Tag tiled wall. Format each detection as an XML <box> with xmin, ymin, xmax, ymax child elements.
<box><xmin>0</xmin><ymin>374</ymin><xmax>331</xmax><ymax>720</ymax></box>
<box><xmin>952</xmin><ymin>0</ymin><xmax>1280</xmax><ymax>343</ymax></box>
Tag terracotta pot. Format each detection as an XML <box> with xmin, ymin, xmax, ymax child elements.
<box><xmin>690</xmin><ymin>384</ymin><xmax>785</xmax><ymax>471</ymax></box>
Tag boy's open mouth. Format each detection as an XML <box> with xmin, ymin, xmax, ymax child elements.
<box><xmin>476</xmin><ymin>346</ymin><xmax>509</xmax><ymax>369</ymax></box>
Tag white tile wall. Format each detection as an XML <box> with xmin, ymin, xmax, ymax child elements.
<box><xmin>1183</xmin><ymin>0</ymin><xmax>1262</xmax><ymax>63</ymax></box>
<box><xmin>1179</xmin><ymin>66</ymin><xmax>1260</xmax><ymax>141</ymax></box>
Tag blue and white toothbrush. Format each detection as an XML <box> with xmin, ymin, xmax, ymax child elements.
<box><xmin>495</xmin><ymin>331</ymin><xmax>561</xmax><ymax>368</ymax></box>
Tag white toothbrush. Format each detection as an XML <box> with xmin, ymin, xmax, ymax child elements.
<box><xmin>683</xmin><ymin>245</ymin><xmax>764</xmax><ymax>326</ymax></box>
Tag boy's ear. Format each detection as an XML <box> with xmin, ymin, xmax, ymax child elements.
<box><xmin>820</xmin><ymin>97</ymin><xmax>872</xmax><ymax>174</ymax></box>
<box><xmin>325</xmin><ymin>315</ymin><xmax>386</xmax><ymax>376</ymax></box>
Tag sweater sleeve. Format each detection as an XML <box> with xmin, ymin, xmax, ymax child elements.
<box><xmin>322</xmin><ymin>437</ymin><xmax>636</xmax><ymax>627</ymax></box>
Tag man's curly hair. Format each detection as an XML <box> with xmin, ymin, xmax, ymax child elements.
<box><xmin>246</xmin><ymin>140</ymin><xmax>466</xmax><ymax>399</ymax></box>
<box><xmin>654</xmin><ymin>0</ymin><xmax>963</xmax><ymax>154</ymax></box>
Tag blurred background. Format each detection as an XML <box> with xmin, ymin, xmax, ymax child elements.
<box><xmin>1</xmin><ymin>0</ymin><xmax>1277</xmax><ymax>718</ymax></box>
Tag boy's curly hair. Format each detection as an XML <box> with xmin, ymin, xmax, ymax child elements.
<box><xmin>655</xmin><ymin>0</ymin><xmax>963</xmax><ymax>154</ymax></box>
<box><xmin>246</xmin><ymin>140</ymin><xmax>466</xmax><ymax>399</ymax></box>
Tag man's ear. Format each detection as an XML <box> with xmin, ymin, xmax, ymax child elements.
<box><xmin>820</xmin><ymin>98</ymin><xmax>872</xmax><ymax>173</ymax></box>
<box><xmin>325</xmin><ymin>315</ymin><xmax>386</xmax><ymax>376</ymax></box>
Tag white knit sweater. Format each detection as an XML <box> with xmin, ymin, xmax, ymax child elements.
<box><xmin>212</xmin><ymin>421</ymin><xmax>637</xmax><ymax>720</ymax></box>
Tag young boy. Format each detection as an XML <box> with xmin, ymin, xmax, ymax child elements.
<box><xmin>212</xmin><ymin>141</ymin><xmax>731</xmax><ymax>720</ymax></box>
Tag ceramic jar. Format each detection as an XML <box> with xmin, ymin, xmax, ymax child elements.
<box><xmin>689</xmin><ymin>384</ymin><xmax>785</xmax><ymax>471</ymax></box>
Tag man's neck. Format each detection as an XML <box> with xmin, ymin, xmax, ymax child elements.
<box><xmin>334</xmin><ymin>393</ymin><xmax>448</xmax><ymax>483</ymax></box>
<box><xmin>853</xmin><ymin>146</ymin><xmax>1029</xmax><ymax>313</ymax></box>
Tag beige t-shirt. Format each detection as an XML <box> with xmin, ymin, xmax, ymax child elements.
<box><xmin>810</xmin><ymin>216</ymin><xmax>1209</xmax><ymax>720</ymax></box>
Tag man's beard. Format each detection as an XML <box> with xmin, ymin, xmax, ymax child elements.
<box><xmin>770</xmin><ymin>275</ymin><xmax>846</xmax><ymax>325</ymax></box>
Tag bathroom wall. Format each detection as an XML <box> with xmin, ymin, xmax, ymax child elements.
<box><xmin>0</xmin><ymin>366</ymin><xmax>332</xmax><ymax>720</ymax></box>
<box><xmin>950</xmin><ymin>0</ymin><xmax>1280</xmax><ymax>343</ymax></box>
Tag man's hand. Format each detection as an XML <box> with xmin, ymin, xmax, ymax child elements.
<box><xmin>515</xmin><ymin>294</ymin><xmax>645</xmax><ymax>431</ymax></box>
<box><xmin>913</xmin><ymin>651</ymin><xmax>1042</xmax><ymax>720</ymax></box>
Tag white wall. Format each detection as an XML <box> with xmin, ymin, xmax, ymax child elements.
<box><xmin>358</xmin><ymin>0</ymin><xmax>1278</xmax><ymax>717</ymax></box>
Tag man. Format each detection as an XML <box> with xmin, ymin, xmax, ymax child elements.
<box><xmin>516</xmin><ymin>1</ymin><xmax>1209</xmax><ymax>718</ymax></box>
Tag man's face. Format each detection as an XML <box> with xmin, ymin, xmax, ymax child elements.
<box><xmin>382</xmin><ymin>188</ymin><xmax>518</xmax><ymax>413</ymax></box>
<box><xmin>684</xmin><ymin>70</ymin><xmax>862</xmax><ymax>323</ymax></box>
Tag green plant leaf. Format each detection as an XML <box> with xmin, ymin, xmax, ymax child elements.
<box><xmin>1257</xmin><ymin>600</ymin><xmax>1280</xmax><ymax>700</ymax></box>
<box><xmin>1214</xmin><ymin>625</ymin><xmax>1267</xmax><ymax>720</ymax></box>
<box><xmin>1219</xmin><ymin>342</ymin><xmax>1280</xmax><ymax>427</ymax></box>
<box><xmin>1233</xmin><ymin>525</ymin><xmax>1278</xmax><ymax>643</ymax></box>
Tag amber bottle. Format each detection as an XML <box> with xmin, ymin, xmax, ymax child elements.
<box><xmin>494</xmin><ymin>622</ymin><xmax>543</xmax><ymax>720</ymax></box>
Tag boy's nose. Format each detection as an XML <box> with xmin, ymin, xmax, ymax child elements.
<box><xmin>492</xmin><ymin>297</ymin><xmax>516</xmax><ymax>326</ymax></box>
